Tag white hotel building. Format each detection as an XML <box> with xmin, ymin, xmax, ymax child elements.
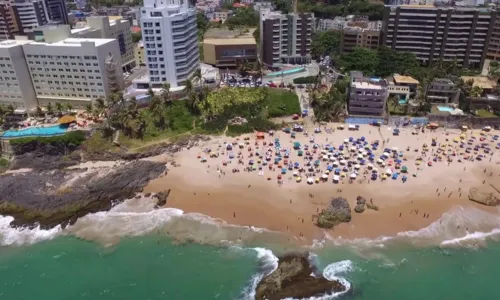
<box><xmin>0</xmin><ymin>32</ymin><xmax>124</xmax><ymax>111</ymax></box>
<box><xmin>23</xmin><ymin>37</ymin><xmax>124</xmax><ymax>108</ymax></box>
<box><xmin>139</xmin><ymin>0</ymin><xmax>199</xmax><ymax>88</ymax></box>
<box><xmin>0</xmin><ymin>40</ymin><xmax>38</xmax><ymax>111</ymax></box>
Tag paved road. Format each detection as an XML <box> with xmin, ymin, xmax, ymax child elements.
<box><xmin>295</xmin><ymin>86</ymin><xmax>314</xmax><ymax>120</ymax></box>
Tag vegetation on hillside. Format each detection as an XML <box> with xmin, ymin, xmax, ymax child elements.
<box><xmin>298</xmin><ymin>0</ymin><xmax>384</xmax><ymax>21</ymax></box>
<box><xmin>225</xmin><ymin>7</ymin><xmax>259</xmax><ymax>29</ymax></box>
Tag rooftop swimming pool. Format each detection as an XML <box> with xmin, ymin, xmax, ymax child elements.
<box><xmin>1</xmin><ymin>125</ymin><xmax>68</xmax><ymax>138</ymax></box>
<box><xmin>437</xmin><ymin>106</ymin><xmax>454</xmax><ymax>112</ymax></box>
<box><xmin>267</xmin><ymin>67</ymin><xmax>306</xmax><ymax>77</ymax></box>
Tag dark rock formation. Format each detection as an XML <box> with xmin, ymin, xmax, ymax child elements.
<box><xmin>0</xmin><ymin>160</ymin><xmax>165</xmax><ymax>229</ymax></box>
<box><xmin>469</xmin><ymin>186</ymin><xmax>500</xmax><ymax>206</ymax></box>
<box><xmin>316</xmin><ymin>197</ymin><xmax>351</xmax><ymax>229</ymax></box>
<box><xmin>255</xmin><ymin>253</ymin><xmax>347</xmax><ymax>300</ymax></box>
<box><xmin>154</xmin><ymin>189</ymin><xmax>171</xmax><ymax>208</ymax></box>
<box><xmin>354</xmin><ymin>196</ymin><xmax>366</xmax><ymax>213</ymax></box>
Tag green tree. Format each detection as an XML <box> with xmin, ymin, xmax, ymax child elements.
<box><xmin>55</xmin><ymin>102</ymin><xmax>63</xmax><ymax>115</ymax></box>
<box><xmin>190</xmin><ymin>68</ymin><xmax>203</xmax><ymax>87</ymax></box>
<box><xmin>197</xmin><ymin>12</ymin><xmax>209</xmax><ymax>40</ymax></box>
<box><xmin>311</xmin><ymin>31</ymin><xmax>341</xmax><ymax>60</ymax></box>
<box><xmin>36</xmin><ymin>106</ymin><xmax>43</xmax><ymax>117</ymax></box>
<box><xmin>46</xmin><ymin>102</ymin><xmax>53</xmax><ymax>115</ymax></box>
<box><xmin>161</xmin><ymin>82</ymin><xmax>172</xmax><ymax>105</ymax></box>
<box><xmin>338</xmin><ymin>47</ymin><xmax>379</xmax><ymax>75</ymax></box>
<box><xmin>225</xmin><ymin>7</ymin><xmax>259</xmax><ymax>28</ymax></box>
<box><xmin>237</xmin><ymin>59</ymin><xmax>252</xmax><ymax>76</ymax></box>
<box><xmin>131</xmin><ymin>31</ymin><xmax>142</xmax><ymax>43</ymax></box>
<box><xmin>65</xmin><ymin>103</ymin><xmax>73</xmax><ymax>113</ymax></box>
<box><xmin>85</xmin><ymin>103</ymin><xmax>93</xmax><ymax>116</ymax></box>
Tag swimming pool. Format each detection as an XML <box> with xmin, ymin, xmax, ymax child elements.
<box><xmin>267</xmin><ymin>67</ymin><xmax>306</xmax><ymax>77</ymax></box>
<box><xmin>1</xmin><ymin>125</ymin><xmax>68</xmax><ymax>138</ymax></box>
<box><xmin>437</xmin><ymin>106</ymin><xmax>454</xmax><ymax>112</ymax></box>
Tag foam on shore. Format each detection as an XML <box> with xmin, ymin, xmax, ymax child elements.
<box><xmin>0</xmin><ymin>215</ymin><xmax>61</xmax><ymax>246</ymax></box>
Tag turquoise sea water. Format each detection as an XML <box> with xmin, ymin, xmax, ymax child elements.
<box><xmin>2</xmin><ymin>235</ymin><xmax>500</xmax><ymax>300</ymax></box>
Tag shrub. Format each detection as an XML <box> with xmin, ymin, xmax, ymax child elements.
<box><xmin>293</xmin><ymin>76</ymin><xmax>318</xmax><ymax>84</ymax></box>
<box><xmin>9</xmin><ymin>131</ymin><xmax>86</xmax><ymax>147</ymax></box>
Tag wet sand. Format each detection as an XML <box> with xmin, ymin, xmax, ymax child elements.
<box><xmin>143</xmin><ymin>124</ymin><xmax>500</xmax><ymax>242</ymax></box>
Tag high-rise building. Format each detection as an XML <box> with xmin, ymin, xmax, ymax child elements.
<box><xmin>486</xmin><ymin>12</ymin><xmax>500</xmax><ymax>61</ymax></box>
<box><xmin>0</xmin><ymin>39</ymin><xmax>37</xmax><ymax>111</ymax></box>
<box><xmin>13</xmin><ymin>0</ymin><xmax>50</xmax><ymax>35</ymax></box>
<box><xmin>70</xmin><ymin>16</ymin><xmax>135</xmax><ymax>71</ymax></box>
<box><xmin>45</xmin><ymin>0</ymin><xmax>68</xmax><ymax>25</ymax></box>
<box><xmin>259</xmin><ymin>9</ymin><xmax>314</xmax><ymax>67</ymax></box>
<box><xmin>140</xmin><ymin>0</ymin><xmax>199</xmax><ymax>88</ymax></box>
<box><xmin>0</xmin><ymin>1</ymin><xmax>20</xmax><ymax>40</ymax></box>
<box><xmin>382</xmin><ymin>5</ymin><xmax>496</xmax><ymax>68</ymax></box>
<box><xmin>1</xmin><ymin>0</ymin><xmax>68</xmax><ymax>38</ymax></box>
<box><xmin>340</xmin><ymin>27</ymin><xmax>380</xmax><ymax>53</ymax></box>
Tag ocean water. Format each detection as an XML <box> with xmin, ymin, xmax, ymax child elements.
<box><xmin>2</xmin><ymin>198</ymin><xmax>500</xmax><ymax>300</ymax></box>
<box><xmin>1</xmin><ymin>236</ymin><xmax>500</xmax><ymax>300</ymax></box>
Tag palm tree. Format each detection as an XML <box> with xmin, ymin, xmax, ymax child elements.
<box><xmin>46</xmin><ymin>102</ymin><xmax>53</xmax><ymax>115</ymax></box>
<box><xmin>387</xmin><ymin>95</ymin><xmax>399</xmax><ymax>115</ymax></box>
<box><xmin>190</xmin><ymin>68</ymin><xmax>203</xmax><ymax>87</ymax></box>
<box><xmin>55</xmin><ymin>102</ymin><xmax>63</xmax><ymax>115</ymax></box>
<box><xmin>254</xmin><ymin>61</ymin><xmax>264</xmax><ymax>79</ymax></box>
<box><xmin>36</xmin><ymin>106</ymin><xmax>43</xmax><ymax>117</ymax></box>
<box><xmin>469</xmin><ymin>86</ymin><xmax>483</xmax><ymax>98</ymax></box>
<box><xmin>160</xmin><ymin>83</ymin><xmax>172</xmax><ymax>105</ymax></box>
<box><xmin>149</xmin><ymin>95</ymin><xmax>167</xmax><ymax>129</ymax></box>
<box><xmin>237</xmin><ymin>59</ymin><xmax>251</xmax><ymax>76</ymax></box>
<box><xmin>85</xmin><ymin>103</ymin><xmax>93</xmax><ymax>116</ymax></box>
<box><xmin>94</xmin><ymin>98</ymin><xmax>106</xmax><ymax>117</ymax></box>
<box><xmin>66</xmin><ymin>103</ymin><xmax>73</xmax><ymax>114</ymax></box>
<box><xmin>183</xmin><ymin>80</ymin><xmax>194</xmax><ymax>99</ymax></box>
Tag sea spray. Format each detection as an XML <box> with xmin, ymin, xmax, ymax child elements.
<box><xmin>0</xmin><ymin>215</ymin><xmax>61</xmax><ymax>246</ymax></box>
<box><xmin>240</xmin><ymin>247</ymin><xmax>279</xmax><ymax>300</ymax></box>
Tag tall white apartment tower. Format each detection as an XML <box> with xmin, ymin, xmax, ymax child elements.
<box><xmin>140</xmin><ymin>0</ymin><xmax>199</xmax><ymax>88</ymax></box>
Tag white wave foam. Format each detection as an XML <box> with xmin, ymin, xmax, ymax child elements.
<box><xmin>440</xmin><ymin>228</ymin><xmax>500</xmax><ymax>248</ymax></box>
<box><xmin>241</xmin><ymin>247</ymin><xmax>279</xmax><ymax>300</ymax></box>
<box><xmin>0</xmin><ymin>215</ymin><xmax>61</xmax><ymax>246</ymax></box>
<box><xmin>321</xmin><ymin>206</ymin><xmax>500</xmax><ymax>250</ymax></box>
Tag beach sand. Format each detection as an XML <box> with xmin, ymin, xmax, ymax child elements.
<box><xmin>144</xmin><ymin>124</ymin><xmax>500</xmax><ymax>243</ymax></box>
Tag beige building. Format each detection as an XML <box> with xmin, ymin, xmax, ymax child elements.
<box><xmin>69</xmin><ymin>16</ymin><xmax>135</xmax><ymax>71</ymax></box>
<box><xmin>340</xmin><ymin>27</ymin><xmax>380</xmax><ymax>53</ymax></box>
<box><xmin>135</xmin><ymin>40</ymin><xmax>145</xmax><ymax>66</ymax></box>
<box><xmin>203</xmin><ymin>37</ymin><xmax>257</xmax><ymax>67</ymax></box>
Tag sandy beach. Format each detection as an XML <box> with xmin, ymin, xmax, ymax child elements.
<box><xmin>144</xmin><ymin>123</ymin><xmax>500</xmax><ymax>243</ymax></box>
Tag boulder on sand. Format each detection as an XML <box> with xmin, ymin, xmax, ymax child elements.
<box><xmin>316</xmin><ymin>197</ymin><xmax>351</xmax><ymax>229</ymax></box>
<box><xmin>354</xmin><ymin>196</ymin><xmax>366</xmax><ymax>213</ymax></box>
<box><xmin>154</xmin><ymin>189</ymin><xmax>171</xmax><ymax>208</ymax></box>
<box><xmin>255</xmin><ymin>253</ymin><xmax>347</xmax><ymax>300</ymax></box>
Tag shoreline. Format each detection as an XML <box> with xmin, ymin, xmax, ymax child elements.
<box><xmin>144</xmin><ymin>124</ymin><xmax>500</xmax><ymax>243</ymax></box>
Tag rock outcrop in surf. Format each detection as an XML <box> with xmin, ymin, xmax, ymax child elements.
<box><xmin>354</xmin><ymin>196</ymin><xmax>366</xmax><ymax>213</ymax></box>
<box><xmin>0</xmin><ymin>160</ymin><xmax>165</xmax><ymax>229</ymax></box>
<box><xmin>255</xmin><ymin>253</ymin><xmax>347</xmax><ymax>300</ymax></box>
<box><xmin>316</xmin><ymin>197</ymin><xmax>352</xmax><ymax>228</ymax></box>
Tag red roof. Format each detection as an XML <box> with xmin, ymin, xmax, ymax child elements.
<box><xmin>233</xmin><ymin>3</ymin><xmax>246</xmax><ymax>8</ymax></box>
<box><xmin>131</xmin><ymin>26</ymin><xmax>141</xmax><ymax>33</ymax></box>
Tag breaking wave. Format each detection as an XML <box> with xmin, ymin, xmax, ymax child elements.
<box><xmin>0</xmin><ymin>215</ymin><xmax>61</xmax><ymax>246</ymax></box>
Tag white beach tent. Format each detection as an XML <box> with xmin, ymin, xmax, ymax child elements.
<box><xmin>386</xmin><ymin>168</ymin><xmax>393</xmax><ymax>175</ymax></box>
<box><xmin>350</xmin><ymin>173</ymin><xmax>357</xmax><ymax>178</ymax></box>
<box><xmin>333</xmin><ymin>175</ymin><xmax>340</xmax><ymax>182</ymax></box>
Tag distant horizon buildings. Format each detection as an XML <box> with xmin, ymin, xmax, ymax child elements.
<box><xmin>0</xmin><ymin>0</ymin><xmax>69</xmax><ymax>40</ymax></box>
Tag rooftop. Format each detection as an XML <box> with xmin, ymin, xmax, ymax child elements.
<box><xmin>0</xmin><ymin>40</ymin><xmax>33</xmax><ymax>48</ymax></box>
<box><xmin>461</xmin><ymin>76</ymin><xmax>497</xmax><ymax>90</ymax></box>
<box><xmin>352</xmin><ymin>81</ymin><xmax>384</xmax><ymax>90</ymax></box>
<box><xmin>203</xmin><ymin>37</ymin><xmax>256</xmax><ymax>46</ymax></box>
<box><xmin>27</xmin><ymin>38</ymin><xmax>115</xmax><ymax>47</ymax></box>
<box><xmin>393</xmin><ymin>75</ymin><xmax>419</xmax><ymax>85</ymax></box>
